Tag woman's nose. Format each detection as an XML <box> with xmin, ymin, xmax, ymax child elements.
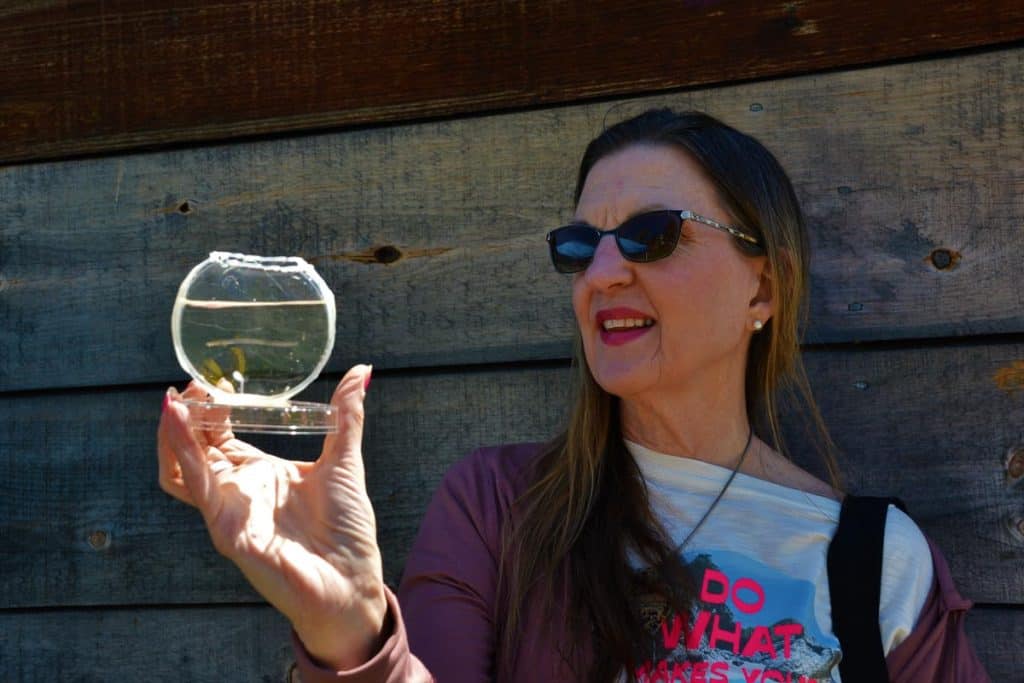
<box><xmin>583</xmin><ymin>232</ymin><xmax>634</xmax><ymax>289</ymax></box>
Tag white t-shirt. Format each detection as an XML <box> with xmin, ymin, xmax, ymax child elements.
<box><xmin>622</xmin><ymin>439</ymin><xmax>933</xmax><ymax>683</ymax></box>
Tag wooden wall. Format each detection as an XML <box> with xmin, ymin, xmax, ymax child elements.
<box><xmin>2</xmin><ymin>2</ymin><xmax>1023</xmax><ymax>680</ymax></box>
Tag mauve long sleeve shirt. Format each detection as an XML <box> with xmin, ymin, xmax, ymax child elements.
<box><xmin>292</xmin><ymin>442</ymin><xmax>990</xmax><ymax>683</ymax></box>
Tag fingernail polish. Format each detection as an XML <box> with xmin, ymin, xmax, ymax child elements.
<box><xmin>363</xmin><ymin>367</ymin><xmax>373</xmax><ymax>391</ymax></box>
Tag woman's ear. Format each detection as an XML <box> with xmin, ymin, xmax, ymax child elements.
<box><xmin>749</xmin><ymin>248</ymin><xmax>790</xmax><ymax>325</ymax></box>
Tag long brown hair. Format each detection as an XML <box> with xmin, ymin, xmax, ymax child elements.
<box><xmin>498</xmin><ymin>109</ymin><xmax>842</xmax><ymax>680</ymax></box>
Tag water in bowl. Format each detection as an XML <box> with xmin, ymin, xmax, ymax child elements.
<box><xmin>175</xmin><ymin>297</ymin><xmax>332</xmax><ymax>402</ymax></box>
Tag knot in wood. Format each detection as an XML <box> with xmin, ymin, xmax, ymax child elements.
<box><xmin>374</xmin><ymin>245</ymin><xmax>402</xmax><ymax>264</ymax></box>
<box><xmin>1005</xmin><ymin>446</ymin><xmax>1024</xmax><ymax>486</ymax></box>
<box><xmin>88</xmin><ymin>530</ymin><xmax>110</xmax><ymax>550</ymax></box>
<box><xmin>177</xmin><ymin>200</ymin><xmax>192</xmax><ymax>215</ymax></box>
<box><xmin>783</xmin><ymin>14</ymin><xmax>803</xmax><ymax>30</ymax></box>
<box><xmin>928</xmin><ymin>248</ymin><xmax>960</xmax><ymax>271</ymax></box>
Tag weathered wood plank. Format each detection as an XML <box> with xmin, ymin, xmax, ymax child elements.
<box><xmin>0</xmin><ymin>365</ymin><xmax>565</xmax><ymax>609</ymax></box>
<box><xmin>0</xmin><ymin>602</ymin><xmax>1018</xmax><ymax>681</ymax></box>
<box><xmin>3</xmin><ymin>1</ymin><xmax>1024</xmax><ymax>164</ymax></box>
<box><xmin>2</xmin><ymin>342</ymin><xmax>1023</xmax><ymax>610</ymax></box>
<box><xmin>2</xmin><ymin>46</ymin><xmax>1024</xmax><ymax>393</ymax></box>
<box><xmin>809</xmin><ymin>344</ymin><xmax>1024</xmax><ymax>606</ymax></box>
<box><xmin>0</xmin><ymin>604</ymin><xmax>295</xmax><ymax>682</ymax></box>
<box><xmin>966</xmin><ymin>606</ymin><xmax>1024</xmax><ymax>682</ymax></box>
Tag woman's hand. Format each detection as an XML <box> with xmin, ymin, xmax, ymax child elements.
<box><xmin>156</xmin><ymin>364</ymin><xmax>385</xmax><ymax>670</ymax></box>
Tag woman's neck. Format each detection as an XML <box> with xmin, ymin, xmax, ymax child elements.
<box><xmin>618</xmin><ymin>381</ymin><xmax>753</xmax><ymax>469</ymax></box>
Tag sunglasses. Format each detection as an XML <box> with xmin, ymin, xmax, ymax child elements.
<box><xmin>545</xmin><ymin>209</ymin><xmax>762</xmax><ymax>274</ymax></box>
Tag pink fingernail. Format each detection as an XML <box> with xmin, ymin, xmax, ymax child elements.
<box><xmin>363</xmin><ymin>370</ymin><xmax>372</xmax><ymax>391</ymax></box>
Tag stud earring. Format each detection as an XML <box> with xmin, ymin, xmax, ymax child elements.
<box><xmin>753</xmin><ymin>320</ymin><xmax>764</xmax><ymax>331</ymax></box>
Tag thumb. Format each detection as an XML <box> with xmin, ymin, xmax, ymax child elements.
<box><xmin>320</xmin><ymin>364</ymin><xmax>373</xmax><ymax>470</ymax></box>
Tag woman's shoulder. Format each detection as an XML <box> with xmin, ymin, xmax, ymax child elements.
<box><xmin>746</xmin><ymin>439</ymin><xmax>842</xmax><ymax>502</ymax></box>
<box><xmin>460</xmin><ymin>441</ymin><xmax>549</xmax><ymax>476</ymax></box>
<box><xmin>879</xmin><ymin>503</ymin><xmax>935</xmax><ymax>652</ymax></box>
<box><xmin>883</xmin><ymin>504</ymin><xmax>930</xmax><ymax>555</ymax></box>
<box><xmin>881</xmin><ymin>504</ymin><xmax>933</xmax><ymax>594</ymax></box>
<box><xmin>434</xmin><ymin>441</ymin><xmax>548</xmax><ymax>512</ymax></box>
<box><xmin>408</xmin><ymin>442</ymin><xmax>548</xmax><ymax>563</ymax></box>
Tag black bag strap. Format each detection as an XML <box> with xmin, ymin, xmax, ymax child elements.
<box><xmin>826</xmin><ymin>494</ymin><xmax>907</xmax><ymax>682</ymax></box>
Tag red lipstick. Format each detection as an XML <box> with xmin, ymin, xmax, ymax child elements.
<box><xmin>596</xmin><ymin>307</ymin><xmax>656</xmax><ymax>347</ymax></box>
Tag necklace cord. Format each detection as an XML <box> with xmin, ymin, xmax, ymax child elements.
<box><xmin>672</xmin><ymin>423</ymin><xmax>754</xmax><ymax>555</ymax></box>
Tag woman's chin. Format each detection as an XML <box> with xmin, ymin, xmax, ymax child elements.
<box><xmin>591</xmin><ymin>368</ymin><xmax>649</xmax><ymax>399</ymax></box>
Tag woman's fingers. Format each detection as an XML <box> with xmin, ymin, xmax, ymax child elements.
<box><xmin>157</xmin><ymin>388</ymin><xmax>196</xmax><ymax>506</ymax></box>
<box><xmin>181</xmin><ymin>380</ymin><xmax>235</xmax><ymax>446</ymax></box>
<box><xmin>180</xmin><ymin>380</ymin><xmax>208</xmax><ymax>401</ymax></box>
<box><xmin>318</xmin><ymin>364</ymin><xmax>373</xmax><ymax>478</ymax></box>
<box><xmin>163</xmin><ymin>392</ymin><xmax>222</xmax><ymax>516</ymax></box>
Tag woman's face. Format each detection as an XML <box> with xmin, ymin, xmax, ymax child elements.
<box><xmin>571</xmin><ymin>143</ymin><xmax>772</xmax><ymax>400</ymax></box>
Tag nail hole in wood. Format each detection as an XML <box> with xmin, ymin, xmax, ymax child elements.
<box><xmin>928</xmin><ymin>248</ymin><xmax>960</xmax><ymax>271</ymax></box>
<box><xmin>88</xmin><ymin>530</ymin><xmax>110</xmax><ymax>550</ymax></box>
<box><xmin>374</xmin><ymin>246</ymin><xmax>402</xmax><ymax>264</ymax></box>
<box><xmin>177</xmin><ymin>201</ymin><xmax>192</xmax><ymax>215</ymax></box>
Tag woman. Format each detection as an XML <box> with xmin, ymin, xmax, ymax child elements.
<box><xmin>158</xmin><ymin>109</ymin><xmax>987</xmax><ymax>681</ymax></box>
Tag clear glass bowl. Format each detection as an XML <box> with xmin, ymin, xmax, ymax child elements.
<box><xmin>171</xmin><ymin>252</ymin><xmax>337</xmax><ymax>434</ymax></box>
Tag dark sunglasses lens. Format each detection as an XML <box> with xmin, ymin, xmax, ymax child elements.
<box><xmin>550</xmin><ymin>226</ymin><xmax>598</xmax><ymax>273</ymax></box>
<box><xmin>617</xmin><ymin>212</ymin><xmax>680</xmax><ymax>262</ymax></box>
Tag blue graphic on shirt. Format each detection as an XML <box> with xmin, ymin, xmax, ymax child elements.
<box><xmin>632</xmin><ymin>549</ymin><xmax>841</xmax><ymax>683</ymax></box>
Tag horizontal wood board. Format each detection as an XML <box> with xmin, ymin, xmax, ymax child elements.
<box><xmin>3</xmin><ymin>341</ymin><xmax>1024</xmax><ymax>610</ymax></box>
<box><xmin>0</xmin><ymin>604</ymin><xmax>295</xmax><ymax>682</ymax></box>
<box><xmin>3</xmin><ymin>1</ymin><xmax>1024</xmax><ymax>164</ymax></box>
<box><xmin>0</xmin><ymin>604</ymin><xmax>1017</xmax><ymax>681</ymax></box>
<box><xmin>3</xmin><ymin>46</ymin><xmax>1024</xmax><ymax>393</ymax></box>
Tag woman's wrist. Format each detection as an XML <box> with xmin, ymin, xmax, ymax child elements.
<box><xmin>294</xmin><ymin>586</ymin><xmax>389</xmax><ymax>671</ymax></box>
